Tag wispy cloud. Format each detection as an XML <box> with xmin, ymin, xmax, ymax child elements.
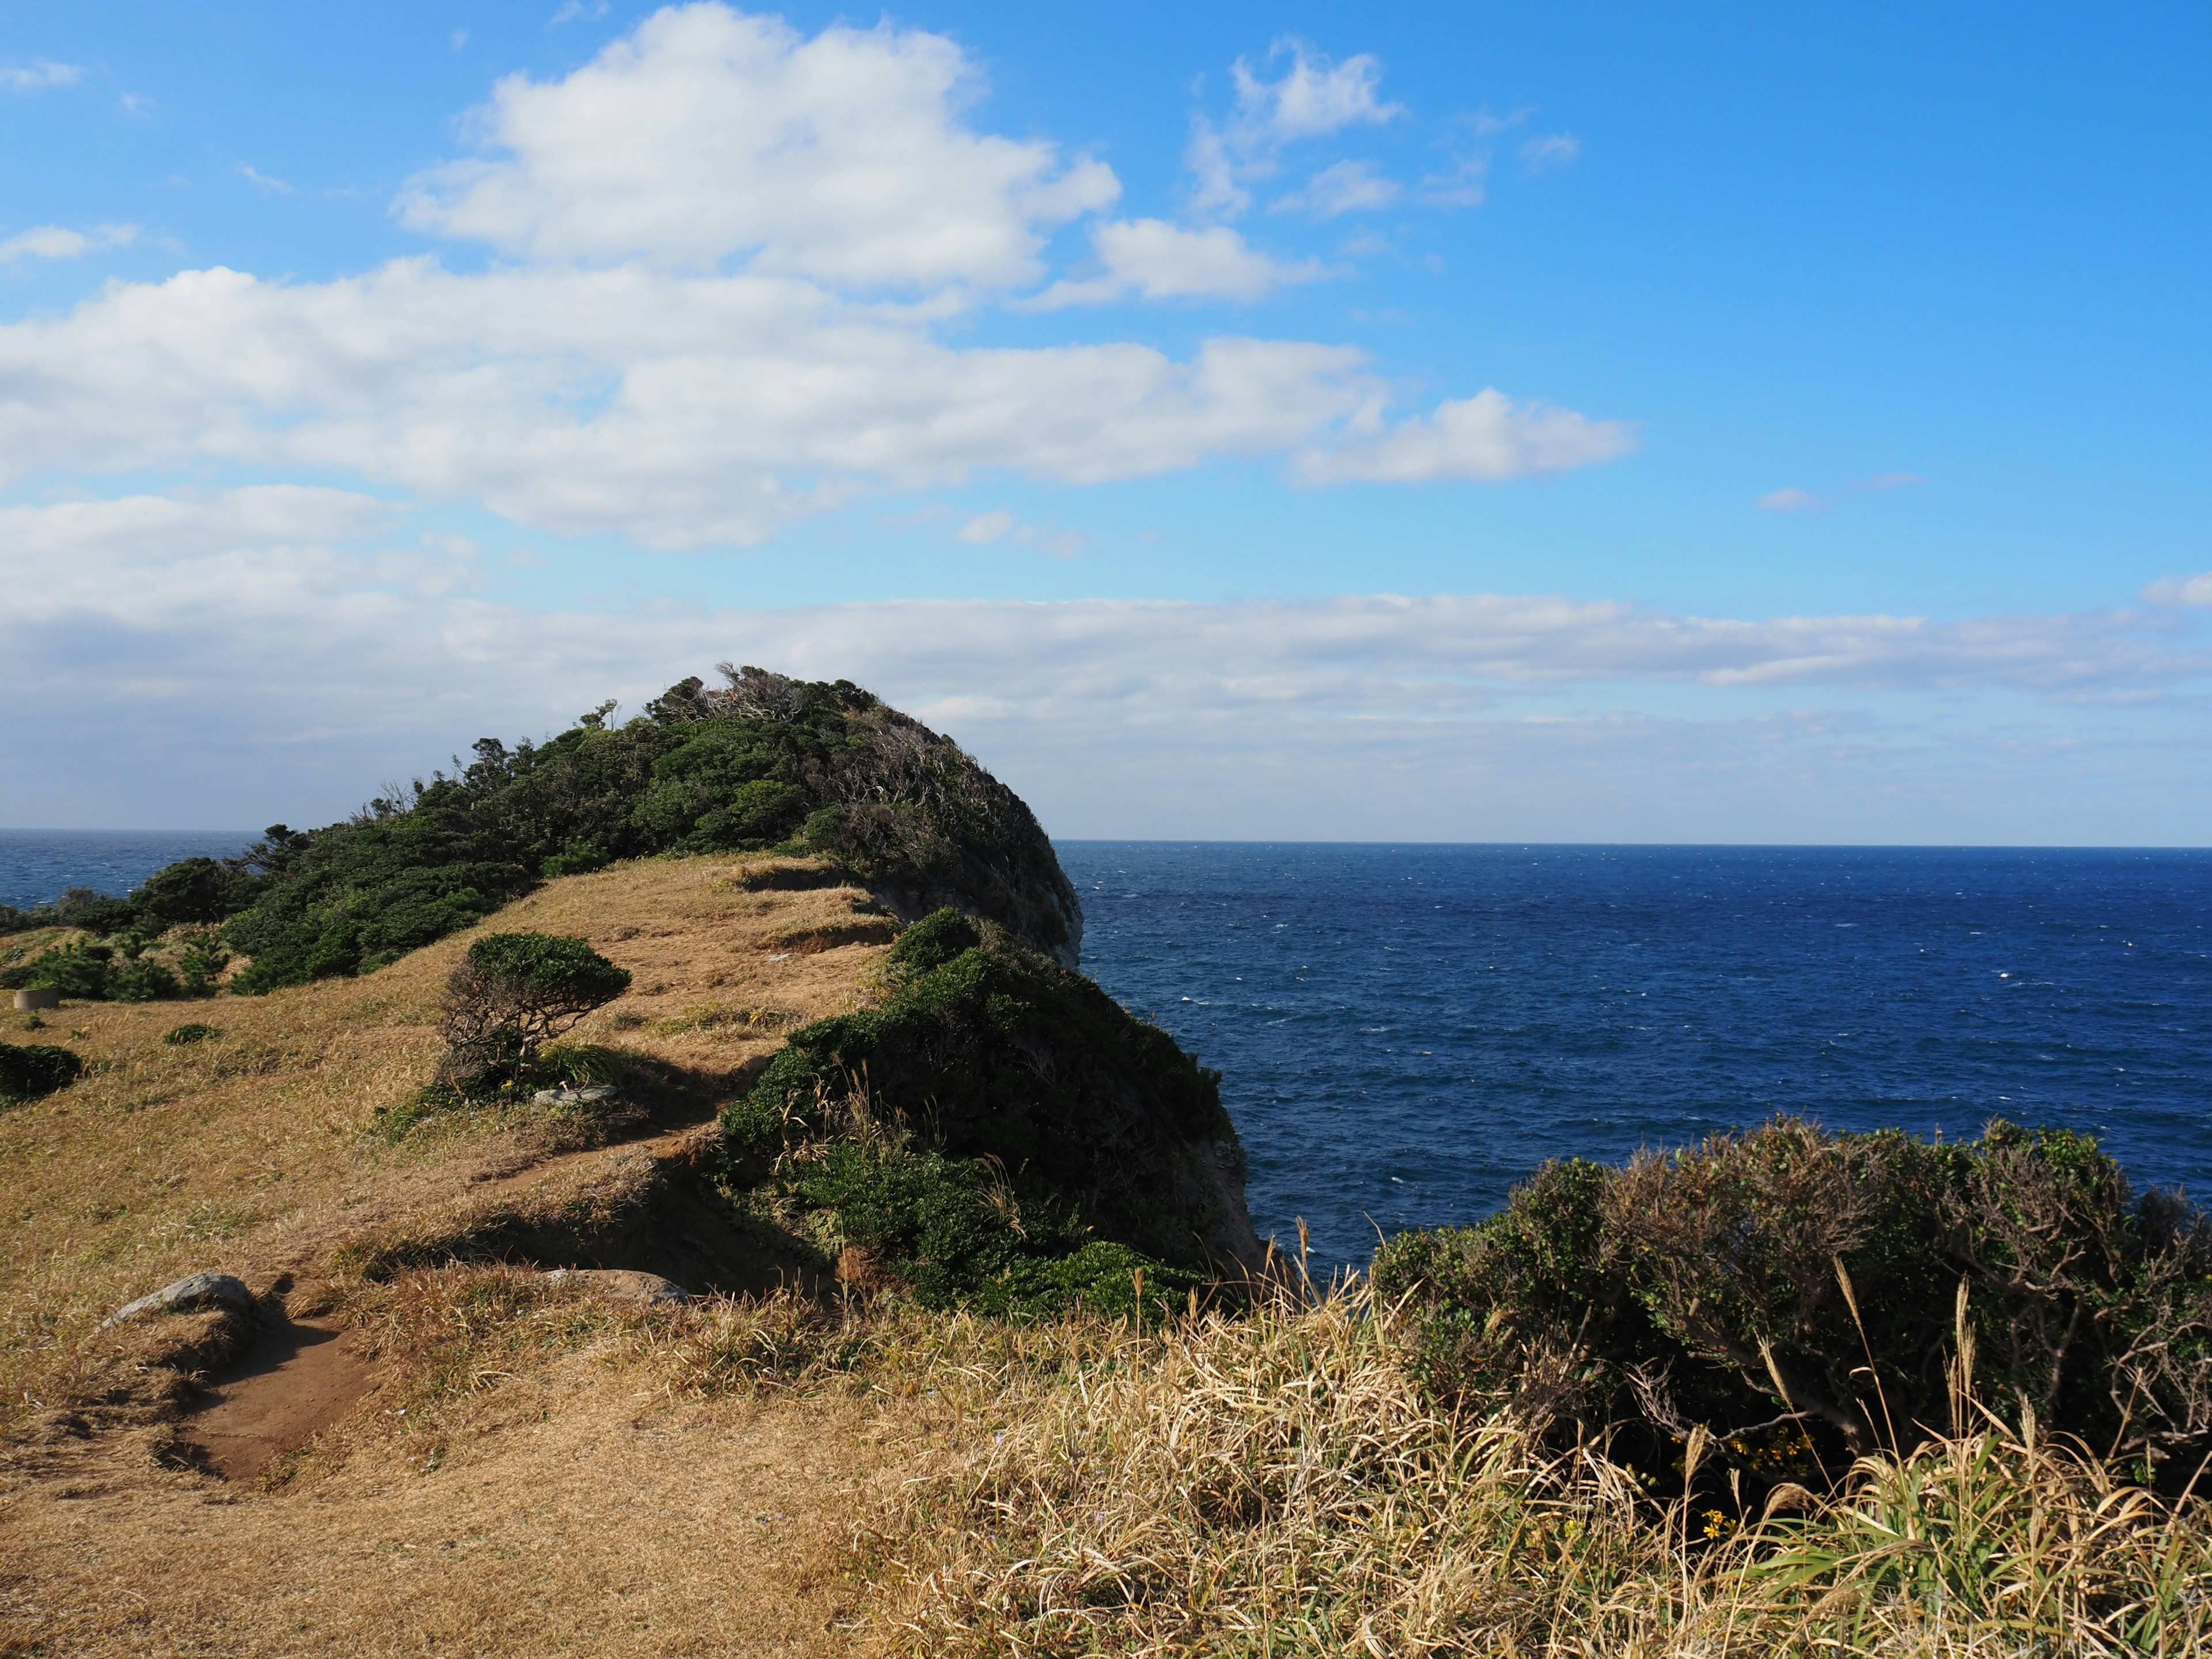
<box><xmin>551</xmin><ymin>1</ymin><xmax>610</xmax><ymax>22</ymax></box>
<box><xmin>955</xmin><ymin>510</ymin><xmax>1089</xmax><ymax>558</ymax></box>
<box><xmin>0</xmin><ymin>224</ymin><xmax>137</xmax><ymax>264</ymax></box>
<box><xmin>1865</xmin><ymin>471</ymin><xmax>1925</xmax><ymax>490</ymax></box>
<box><xmin>1756</xmin><ymin>487</ymin><xmax>1824</xmax><ymax>513</ymax></box>
<box><xmin>1301</xmin><ymin>391</ymin><xmax>1635</xmax><ymax>484</ymax></box>
<box><xmin>237</xmin><ymin>162</ymin><xmax>296</xmax><ymax>195</ymax></box>
<box><xmin>1187</xmin><ymin>41</ymin><xmax>1401</xmax><ymax>219</ymax></box>
<box><xmin>1272</xmin><ymin>158</ymin><xmax>1399</xmax><ymax>219</ymax></box>
<box><xmin>1520</xmin><ymin>132</ymin><xmax>1581</xmax><ymax>171</ymax></box>
<box><xmin>2142</xmin><ymin>572</ymin><xmax>2212</xmax><ymax>608</ymax></box>
<box><xmin>5</xmin><ymin>501</ymin><xmax>2206</xmax><ymax>834</ymax></box>
<box><xmin>0</xmin><ymin>59</ymin><xmax>81</xmax><ymax>92</ymax></box>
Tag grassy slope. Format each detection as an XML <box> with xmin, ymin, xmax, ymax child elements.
<box><xmin>5</xmin><ymin>856</ymin><xmax>2207</xmax><ymax>1658</ymax></box>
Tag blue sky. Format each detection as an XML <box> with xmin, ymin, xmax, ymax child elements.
<box><xmin>4</xmin><ymin>2</ymin><xmax>2210</xmax><ymax>840</ymax></box>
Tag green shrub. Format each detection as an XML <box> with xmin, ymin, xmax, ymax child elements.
<box><xmin>107</xmin><ymin>957</ymin><xmax>181</xmax><ymax>1002</ymax></box>
<box><xmin>0</xmin><ymin>942</ymin><xmax>112</xmax><ymax>1000</ymax></box>
<box><xmin>432</xmin><ymin>933</ymin><xmax>632</xmax><ymax>1099</ymax></box>
<box><xmin>719</xmin><ymin>911</ymin><xmax>1248</xmax><ymax>1320</ymax></box>
<box><xmin>175</xmin><ymin>930</ymin><xmax>232</xmax><ymax>995</ymax></box>
<box><xmin>0</xmin><ymin>1041</ymin><xmax>82</xmax><ymax>1104</ymax></box>
<box><xmin>729</xmin><ymin>911</ymin><xmax>1237</xmax><ymax>1272</ymax></box>
<box><xmin>1374</xmin><ymin>1117</ymin><xmax>2212</xmax><ymax>1490</ymax></box>
<box><xmin>164</xmin><ymin>1023</ymin><xmax>219</xmax><ymax>1046</ymax></box>
<box><xmin>211</xmin><ymin>667</ymin><xmax>1080</xmax><ymax>993</ymax></box>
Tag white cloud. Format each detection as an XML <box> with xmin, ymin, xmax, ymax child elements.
<box><xmin>1757</xmin><ymin>487</ymin><xmax>1824</xmax><ymax>513</ymax></box>
<box><xmin>954</xmin><ymin>510</ymin><xmax>1086</xmax><ymax>557</ymax></box>
<box><xmin>398</xmin><ymin>2</ymin><xmax>1118</xmax><ymax>288</ymax></box>
<box><xmin>1866</xmin><ymin>471</ymin><xmax>1925</xmax><ymax>490</ymax></box>
<box><xmin>1232</xmin><ymin>43</ymin><xmax>1400</xmax><ymax>143</ymax></box>
<box><xmin>1024</xmin><ymin>219</ymin><xmax>1324</xmax><ymax>308</ymax></box>
<box><xmin>1298</xmin><ymin>389</ymin><xmax>1635</xmax><ymax>484</ymax></box>
<box><xmin>1272</xmin><ymin>159</ymin><xmax>1399</xmax><ymax>219</ymax></box>
<box><xmin>238</xmin><ymin>163</ymin><xmax>296</xmax><ymax>195</ymax></box>
<box><xmin>550</xmin><ymin>1</ymin><xmax>609</xmax><ymax>22</ymax></box>
<box><xmin>2142</xmin><ymin>573</ymin><xmax>2212</xmax><ymax>608</ymax></box>
<box><xmin>0</xmin><ymin>60</ymin><xmax>80</xmax><ymax>92</ymax></box>
<box><xmin>0</xmin><ymin>224</ymin><xmax>136</xmax><ymax>264</ymax></box>
<box><xmin>1520</xmin><ymin>132</ymin><xmax>1581</xmax><ymax>171</ymax></box>
<box><xmin>1187</xmin><ymin>41</ymin><xmax>1401</xmax><ymax>221</ymax></box>
<box><xmin>6</xmin><ymin>503</ymin><xmax>2207</xmax><ymax>835</ymax></box>
<box><xmin>0</xmin><ymin>7</ymin><xmax>1627</xmax><ymax>556</ymax></box>
<box><xmin>0</xmin><ymin>260</ymin><xmax>1444</xmax><ymax>545</ymax></box>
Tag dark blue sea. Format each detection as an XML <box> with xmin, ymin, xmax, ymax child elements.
<box><xmin>1059</xmin><ymin>844</ymin><xmax>2212</xmax><ymax>1269</ymax></box>
<box><xmin>9</xmin><ymin>834</ymin><xmax>2208</xmax><ymax>1271</ymax></box>
<box><xmin>0</xmin><ymin>831</ymin><xmax>254</xmax><ymax>914</ymax></box>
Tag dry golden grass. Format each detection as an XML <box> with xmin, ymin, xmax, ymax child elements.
<box><xmin>8</xmin><ymin>859</ymin><xmax>2206</xmax><ymax>1657</ymax></box>
<box><xmin>0</xmin><ymin>853</ymin><xmax>890</xmax><ymax>1434</ymax></box>
<box><xmin>0</xmin><ymin>854</ymin><xmax>913</xmax><ymax>1656</ymax></box>
<box><xmin>868</xmin><ymin>1278</ymin><xmax>2212</xmax><ymax>1658</ymax></box>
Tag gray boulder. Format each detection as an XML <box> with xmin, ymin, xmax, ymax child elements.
<box><xmin>101</xmin><ymin>1271</ymin><xmax>254</xmax><ymax>1328</ymax></box>
<box><xmin>542</xmin><ymin>1267</ymin><xmax>688</xmax><ymax>1305</ymax></box>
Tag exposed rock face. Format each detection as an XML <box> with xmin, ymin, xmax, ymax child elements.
<box><xmin>102</xmin><ymin>1272</ymin><xmax>255</xmax><ymax>1328</ymax></box>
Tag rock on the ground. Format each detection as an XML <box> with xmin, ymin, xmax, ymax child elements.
<box><xmin>533</xmin><ymin>1085</ymin><xmax>619</xmax><ymax>1107</ymax></box>
<box><xmin>541</xmin><ymin>1267</ymin><xmax>688</xmax><ymax>1305</ymax></box>
<box><xmin>101</xmin><ymin>1272</ymin><xmax>255</xmax><ymax>1328</ymax></box>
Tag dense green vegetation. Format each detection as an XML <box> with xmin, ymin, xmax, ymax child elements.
<box><xmin>721</xmin><ymin>909</ymin><xmax>1248</xmax><ymax>1317</ymax></box>
<box><xmin>431</xmin><ymin>932</ymin><xmax>633</xmax><ymax>1099</ymax></box>
<box><xmin>1374</xmin><ymin>1116</ymin><xmax>2212</xmax><ymax>1494</ymax></box>
<box><xmin>0</xmin><ymin>668</ymin><xmax>1082</xmax><ymax>997</ymax></box>
<box><xmin>0</xmin><ymin>1041</ymin><xmax>82</xmax><ymax>1104</ymax></box>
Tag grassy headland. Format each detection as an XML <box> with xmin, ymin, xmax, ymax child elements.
<box><xmin>2</xmin><ymin>672</ymin><xmax>2206</xmax><ymax>1656</ymax></box>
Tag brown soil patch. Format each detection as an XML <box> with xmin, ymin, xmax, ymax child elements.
<box><xmin>184</xmin><ymin>1316</ymin><xmax>379</xmax><ymax>1481</ymax></box>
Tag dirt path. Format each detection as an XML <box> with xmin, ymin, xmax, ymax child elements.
<box><xmin>185</xmin><ymin>1316</ymin><xmax>381</xmax><ymax>1481</ymax></box>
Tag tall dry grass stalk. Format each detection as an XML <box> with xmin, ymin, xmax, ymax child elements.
<box><xmin>857</xmin><ymin>1279</ymin><xmax>2212</xmax><ymax>1658</ymax></box>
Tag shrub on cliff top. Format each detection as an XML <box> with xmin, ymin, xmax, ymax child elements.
<box><xmin>1374</xmin><ymin>1116</ymin><xmax>2212</xmax><ymax>1491</ymax></box>
<box><xmin>433</xmin><ymin>932</ymin><xmax>632</xmax><ymax>1099</ymax></box>
<box><xmin>721</xmin><ymin>910</ymin><xmax>1247</xmax><ymax>1316</ymax></box>
<box><xmin>203</xmin><ymin>666</ymin><xmax>1079</xmax><ymax>993</ymax></box>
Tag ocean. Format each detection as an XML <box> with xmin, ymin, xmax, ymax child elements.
<box><xmin>8</xmin><ymin>833</ymin><xmax>2207</xmax><ymax>1271</ymax></box>
<box><xmin>1059</xmin><ymin>844</ymin><xmax>2212</xmax><ymax>1268</ymax></box>
<box><xmin>0</xmin><ymin>830</ymin><xmax>256</xmax><ymax>914</ymax></box>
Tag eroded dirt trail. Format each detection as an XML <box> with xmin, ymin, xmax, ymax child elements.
<box><xmin>185</xmin><ymin>1316</ymin><xmax>380</xmax><ymax>1481</ymax></box>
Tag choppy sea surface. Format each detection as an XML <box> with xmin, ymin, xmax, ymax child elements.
<box><xmin>0</xmin><ymin>831</ymin><xmax>254</xmax><ymax>913</ymax></box>
<box><xmin>1058</xmin><ymin>844</ymin><xmax>2212</xmax><ymax>1269</ymax></box>
<box><xmin>10</xmin><ymin>834</ymin><xmax>2208</xmax><ymax>1270</ymax></box>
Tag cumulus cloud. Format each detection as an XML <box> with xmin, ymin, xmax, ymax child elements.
<box><xmin>1024</xmin><ymin>219</ymin><xmax>1324</xmax><ymax>307</ymax></box>
<box><xmin>398</xmin><ymin>3</ymin><xmax>1118</xmax><ymax>288</ymax></box>
<box><xmin>0</xmin><ymin>60</ymin><xmax>79</xmax><ymax>92</ymax></box>
<box><xmin>1188</xmin><ymin>41</ymin><xmax>1400</xmax><ymax>218</ymax></box>
<box><xmin>1298</xmin><ymin>390</ymin><xmax>1635</xmax><ymax>484</ymax></box>
<box><xmin>1233</xmin><ymin>43</ymin><xmax>1400</xmax><ymax>143</ymax></box>
<box><xmin>0</xmin><ymin>223</ymin><xmax>136</xmax><ymax>264</ymax></box>
<box><xmin>0</xmin><ymin>6</ymin><xmax>1627</xmax><ymax>558</ymax></box>
<box><xmin>1272</xmin><ymin>159</ymin><xmax>1399</xmax><ymax>219</ymax></box>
